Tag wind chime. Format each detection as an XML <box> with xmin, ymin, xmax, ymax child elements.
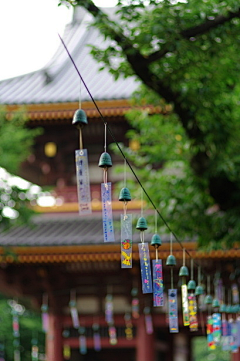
<box><xmin>124</xmin><ymin>313</ymin><xmax>133</xmax><ymax>340</ymax></box>
<box><xmin>98</xmin><ymin>123</ymin><xmax>115</xmax><ymax>242</ymax></box>
<box><xmin>151</xmin><ymin>211</ymin><xmax>163</xmax><ymax>306</ymax></box>
<box><xmin>187</xmin><ymin>259</ymin><xmax>198</xmax><ymax>332</ymax></box>
<box><xmin>31</xmin><ymin>332</ymin><xmax>38</xmax><ymax>361</ymax></box>
<box><xmin>92</xmin><ymin>322</ymin><xmax>101</xmax><ymax>351</ymax></box>
<box><xmin>119</xmin><ymin>160</ymin><xmax>132</xmax><ymax>268</ymax></box>
<box><xmin>195</xmin><ymin>267</ymin><xmax>205</xmax><ymax>334</ymax></box>
<box><xmin>137</xmin><ymin>190</ymin><xmax>152</xmax><ymax>294</ymax></box>
<box><xmin>179</xmin><ymin>249</ymin><xmax>190</xmax><ymax>327</ymax></box>
<box><xmin>69</xmin><ymin>290</ymin><xmax>80</xmax><ymax>329</ymax></box>
<box><xmin>72</xmin><ymin>82</ymin><xmax>92</xmax><ymax>215</ymax></box>
<box><xmin>144</xmin><ymin>307</ymin><xmax>153</xmax><ymax>335</ymax></box>
<box><xmin>79</xmin><ymin>326</ymin><xmax>87</xmax><ymax>355</ymax></box>
<box><xmin>166</xmin><ymin>233</ymin><xmax>178</xmax><ymax>333</ymax></box>
<box><xmin>205</xmin><ymin>276</ymin><xmax>215</xmax><ymax>350</ymax></box>
<box><xmin>41</xmin><ymin>293</ymin><xmax>49</xmax><ymax>333</ymax></box>
<box><xmin>131</xmin><ymin>287</ymin><xmax>140</xmax><ymax>319</ymax></box>
<box><xmin>12</xmin><ymin>306</ymin><xmax>20</xmax><ymax>361</ymax></box>
<box><xmin>105</xmin><ymin>292</ymin><xmax>117</xmax><ymax>345</ymax></box>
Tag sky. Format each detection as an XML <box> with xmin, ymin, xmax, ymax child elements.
<box><xmin>0</xmin><ymin>0</ymin><xmax>117</xmax><ymax>81</ymax></box>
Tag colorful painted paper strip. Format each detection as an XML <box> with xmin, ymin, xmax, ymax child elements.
<box><xmin>168</xmin><ymin>289</ymin><xmax>179</xmax><ymax>333</ymax></box>
<box><xmin>188</xmin><ymin>293</ymin><xmax>198</xmax><ymax>331</ymax></box>
<box><xmin>212</xmin><ymin>313</ymin><xmax>221</xmax><ymax>345</ymax></box>
<box><xmin>75</xmin><ymin>149</ymin><xmax>92</xmax><ymax>215</ymax></box>
<box><xmin>70</xmin><ymin>306</ymin><xmax>80</xmax><ymax>329</ymax></box>
<box><xmin>101</xmin><ymin>182</ymin><xmax>115</xmax><ymax>243</ymax></box>
<box><xmin>207</xmin><ymin>316</ymin><xmax>216</xmax><ymax>350</ymax></box>
<box><xmin>181</xmin><ymin>284</ymin><xmax>190</xmax><ymax>326</ymax></box>
<box><xmin>152</xmin><ymin>260</ymin><xmax>164</xmax><ymax>306</ymax></box>
<box><xmin>121</xmin><ymin>214</ymin><xmax>132</xmax><ymax>268</ymax></box>
<box><xmin>138</xmin><ymin>243</ymin><xmax>153</xmax><ymax>294</ymax></box>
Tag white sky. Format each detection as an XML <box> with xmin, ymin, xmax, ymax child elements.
<box><xmin>0</xmin><ymin>0</ymin><xmax>117</xmax><ymax>81</ymax></box>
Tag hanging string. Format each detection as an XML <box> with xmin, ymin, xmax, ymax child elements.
<box><xmin>58</xmin><ymin>33</ymin><xmax>211</xmax><ymax>276</ymax></box>
<box><xmin>198</xmin><ymin>266</ymin><xmax>201</xmax><ymax>285</ymax></box>
<box><xmin>170</xmin><ymin>233</ymin><xmax>173</xmax><ymax>254</ymax></box>
<box><xmin>79</xmin><ymin>78</ymin><xmax>82</xmax><ymax>109</ymax></box>
<box><xmin>141</xmin><ymin>188</ymin><xmax>143</xmax><ymax>217</ymax></box>
<box><xmin>207</xmin><ymin>276</ymin><xmax>210</xmax><ymax>295</ymax></box>
<box><xmin>124</xmin><ymin>159</ymin><xmax>127</xmax><ymax>188</ymax></box>
<box><xmin>154</xmin><ymin>210</ymin><xmax>157</xmax><ymax>234</ymax></box>
<box><xmin>191</xmin><ymin>259</ymin><xmax>194</xmax><ymax>280</ymax></box>
<box><xmin>171</xmin><ymin>268</ymin><xmax>174</xmax><ymax>289</ymax></box>
<box><xmin>104</xmin><ymin>123</ymin><xmax>107</xmax><ymax>153</ymax></box>
<box><xmin>183</xmin><ymin>248</ymin><xmax>185</xmax><ymax>266</ymax></box>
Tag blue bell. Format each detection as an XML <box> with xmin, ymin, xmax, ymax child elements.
<box><xmin>166</xmin><ymin>254</ymin><xmax>176</xmax><ymax>266</ymax></box>
<box><xmin>72</xmin><ymin>109</ymin><xmax>88</xmax><ymax>128</ymax></box>
<box><xmin>136</xmin><ymin>217</ymin><xmax>148</xmax><ymax>231</ymax></box>
<box><xmin>98</xmin><ymin>152</ymin><xmax>112</xmax><ymax>168</ymax></box>
<box><xmin>151</xmin><ymin>233</ymin><xmax>162</xmax><ymax>248</ymax></box>
<box><xmin>119</xmin><ymin>187</ymin><xmax>131</xmax><ymax>202</ymax></box>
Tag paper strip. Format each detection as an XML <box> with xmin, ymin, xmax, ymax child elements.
<box><xmin>101</xmin><ymin>183</ymin><xmax>115</xmax><ymax>243</ymax></box>
<box><xmin>13</xmin><ymin>314</ymin><xmax>20</xmax><ymax>338</ymax></box>
<box><xmin>230</xmin><ymin>321</ymin><xmax>238</xmax><ymax>353</ymax></box>
<box><xmin>212</xmin><ymin>313</ymin><xmax>221</xmax><ymax>345</ymax></box>
<box><xmin>132</xmin><ymin>298</ymin><xmax>140</xmax><ymax>319</ymax></box>
<box><xmin>237</xmin><ymin>318</ymin><xmax>240</xmax><ymax>347</ymax></box>
<box><xmin>152</xmin><ymin>260</ymin><xmax>164</xmax><ymax>306</ymax></box>
<box><xmin>188</xmin><ymin>293</ymin><xmax>198</xmax><ymax>331</ymax></box>
<box><xmin>121</xmin><ymin>214</ymin><xmax>132</xmax><ymax>268</ymax></box>
<box><xmin>79</xmin><ymin>335</ymin><xmax>87</xmax><ymax>355</ymax></box>
<box><xmin>138</xmin><ymin>243</ymin><xmax>153</xmax><ymax>294</ymax></box>
<box><xmin>109</xmin><ymin>326</ymin><xmax>117</xmax><ymax>345</ymax></box>
<box><xmin>41</xmin><ymin>312</ymin><xmax>49</xmax><ymax>333</ymax></box>
<box><xmin>70</xmin><ymin>306</ymin><xmax>80</xmax><ymax>329</ymax></box>
<box><xmin>105</xmin><ymin>295</ymin><xmax>113</xmax><ymax>325</ymax></box>
<box><xmin>75</xmin><ymin>149</ymin><xmax>92</xmax><ymax>215</ymax></box>
<box><xmin>93</xmin><ymin>332</ymin><xmax>101</xmax><ymax>351</ymax></box>
<box><xmin>168</xmin><ymin>289</ymin><xmax>179</xmax><ymax>333</ymax></box>
<box><xmin>181</xmin><ymin>284</ymin><xmax>190</xmax><ymax>326</ymax></box>
<box><xmin>207</xmin><ymin>316</ymin><xmax>216</xmax><ymax>350</ymax></box>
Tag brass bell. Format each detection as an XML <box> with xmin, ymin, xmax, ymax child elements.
<box><xmin>179</xmin><ymin>266</ymin><xmax>189</xmax><ymax>277</ymax></box>
<box><xmin>119</xmin><ymin>187</ymin><xmax>131</xmax><ymax>202</ymax></box>
<box><xmin>72</xmin><ymin>109</ymin><xmax>88</xmax><ymax>128</ymax></box>
<box><xmin>166</xmin><ymin>254</ymin><xmax>176</xmax><ymax>266</ymax></box>
<box><xmin>136</xmin><ymin>217</ymin><xmax>148</xmax><ymax>231</ymax></box>
<box><xmin>98</xmin><ymin>152</ymin><xmax>112</xmax><ymax>168</ymax></box>
<box><xmin>151</xmin><ymin>234</ymin><xmax>162</xmax><ymax>247</ymax></box>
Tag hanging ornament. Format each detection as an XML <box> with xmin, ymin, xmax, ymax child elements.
<box><xmin>119</xmin><ymin>162</ymin><xmax>132</xmax><ymax>268</ymax></box>
<box><xmin>92</xmin><ymin>323</ymin><xmax>101</xmax><ymax>351</ymax></box>
<box><xmin>144</xmin><ymin>307</ymin><xmax>153</xmax><ymax>335</ymax></box>
<box><xmin>99</xmin><ymin>123</ymin><xmax>114</xmax><ymax>243</ymax></box>
<box><xmin>166</xmin><ymin>234</ymin><xmax>178</xmax><ymax>333</ymax></box>
<box><xmin>41</xmin><ymin>294</ymin><xmax>49</xmax><ymax>333</ymax></box>
<box><xmin>188</xmin><ymin>259</ymin><xmax>198</xmax><ymax>332</ymax></box>
<box><xmin>69</xmin><ymin>290</ymin><xmax>80</xmax><ymax>329</ymax></box>
<box><xmin>105</xmin><ymin>294</ymin><xmax>114</xmax><ymax>325</ymax></box>
<box><xmin>12</xmin><ymin>309</ymin><xmax>20</xmax><ymax>338</ymax></box>
<box><xmin>207</xmin><ymin>316</ymin><xmax>216</xmax><ymax>350</ymax></box>
<box><xmin>232</xmin><ymin>283</ymin><xmax>239</xmax><ymax>304</ymax></box>
<box><xmin>151</xmin><ymin>211</ymin><xmax>163</xmax><ymax>307</ymax></box>
<box><xmin>31</xmin><ymin>334</ymin><xmax>38</xmax><ymax>361</ymax></box>
<box><xmin>124</xmin><ymin>313</ymin><xmax>133</xmax><ymax>340</ymax></box>
<box><xmin>63</xmin><ymin>344</ymin><xmax>71</xmax><ymax>360</ymax></box>
<box><xmin>79</xmin><ymin>327</ymin><xmax>87</xmax><ymax>355</ymax></box>
<box><xmin>73</xmin><ymin>94</ymin><xmax>92</xmax><ymax>215</ymax></box>
<box><xmin>195</xmin><ymin>267</ymin><xmax>205</xmax><ymax>334</ymax></box>
<box><xmin>204</xmin><ymin>276</ymin><xmax>213</xmax><ymax>312</ymax></box>
<box><xmin>179</xmin><ymin>249</ymin><xmax>190</xmax><ymax>326</ymax></box>
<box><xmin>108</xmin><ymin>324</ymin><xmax>118</xmax><ymax>345</ymax></box>
<box><xmin>131</xmin><ymin>287</ymin><xmax>140</xmax><ymax>319</ymax></box>
<box><xmin>137</xmin><ymin>191</ymin><xmax>152</xmax><ymax>294</ymax></box>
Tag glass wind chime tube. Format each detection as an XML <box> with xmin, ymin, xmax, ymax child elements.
<box><xmin>137</xmin><ymin>191</ymin><xmax>152</xmax><ymax>294</ymax></box>
<box><xmin>151</xmin><ymin>211</ymin><xmax>163</xmax><ymax>306</ymax></box>
<box><xmin>73</xmin><ymin>87</ymin><xmax>92</xmax><ymax>215</ymax></box>
<box><xmin>119</xmin><ymin>160</ymin><xmax>132</xmax><ymax>268</ymax></box>
<box><xmin>166</xmin><ymin>233</ymin><xmax>179</xmax><ymax>333</ymax></box>
<box><xmin>99</xmin><ymin>123</ymin><xmax>115</xmax><ymax>243</ymax></box>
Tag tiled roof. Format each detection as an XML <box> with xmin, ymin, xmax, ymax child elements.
<box><xmin>0</xmin><ymin>8</ymin><xmax>139</xmax><ymax>105</ymax></box>
<box><xmin>0</xmin><ymin>213</ymin><xmax>151</xmax><ymax>247</ymax></box>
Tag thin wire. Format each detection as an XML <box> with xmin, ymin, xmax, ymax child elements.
<box><xmin>124</xmin><ymin>159</ymin><xmax>126</xmax><ymax>188</ymax></box>
<box><xmin>155</xmin><ymin>210</ymin><xmax>157</xmax><ymax>234</ymax></box>
<box><xmin>141</xmin><ymin>188</ymin><xmax>143</xmax><ymax>217</ymax></box>
<box><xmin>170</xmin><ymin>233</ymin><xmax>173</xmax><ymax>254</ymax></box>
<box><xmin>198</xmin><ymin>266</ymin><xmax>201</xmax><ymax>285</ymax></box>
<box><xmin>58</xmin><ymin>34</ymin><xmax>204</xmax><ymax>270</ymax></box>
<box><xmin>183</xmin><ymin>248</ymin><xmax>185</xmax><ymax>266</ymax></box>
<box><xmin>104</xmin><ymin>123</ymin><xmax>107</xmax><ymax>152</ymax></box>
<box><xmin>191</xmin><ymin>258</ymin><xmax>193</xmax><ymax>280</ymax></box>
<box><xmin>79</xmin><ymin>78</ymin><xmax>82</xmax><ymax>109</ymax></box>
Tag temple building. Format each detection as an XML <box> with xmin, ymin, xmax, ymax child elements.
<box><xmin>0</xmin><ymin>6</ymin><xmax>240</xmax><ymax>361</ymax></box>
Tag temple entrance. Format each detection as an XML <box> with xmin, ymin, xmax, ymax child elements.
<box><xmin>70</xmin><ymin>347</ymin><xmax>135</xmax><ymax>361</ymax></box>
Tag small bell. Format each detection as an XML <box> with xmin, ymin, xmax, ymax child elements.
<box><xmin>136</xmin><ymin>217</ymin><xmax>148</xmax><ymax>231</ymax></box>
<box><xmin>119</xmin><ymin>187</ymin><xmax>131</xmax><ymax>202</ymax></box>
<box><xmin>179</xmin><ymin>266</ymin><xmax>189</xmax><ymax>277</ymax></box>
<box><xmin>151</xmin><ymin>234</ymin><xmax>162</xmax><ymax>248</ymax></box>
<box><xmin>98</xmin><ymin>152</ymin><xmax>112</xmax><ymax>168</ymax></box>
<box><xmin>166</xmin><ymin>254</ymin><xmax>176</xmax><ymax>266</ymax></box>
<box><xmin>212</xmin><ymin>299</ymin><xmax>220</xmax><ymax>308</ymax></box>
<box><xmin>204</xmin><ymin>294</ymin><xmax>213</xmax><ymax>305</ymax></box>
<box><xmin>187</xmin><ymin>280</ymin><xmax>196</xmax><ymax>291</ymax></box>
<box><xmin>72</xmin><ymin>109</ymin><xmax>88</xmax><ymax>128</ymax></box>
<box><xmin>195</xmin><ymin>285</ymin><xmax>204</xmax><ymax>296</ymax></box>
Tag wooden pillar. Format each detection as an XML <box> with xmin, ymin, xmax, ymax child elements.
<box><xmin>46</xmin><ymin>313</ymin><xmax>63</xmax><ymax>361</ymax></box>
<box><xmin>136</xmin><ymin>315</ymin><xmax>155</xmax><ymax>361</ymax></box>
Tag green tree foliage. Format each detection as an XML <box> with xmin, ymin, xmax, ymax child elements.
<box><xmin>60</xmin><ymin>0</ymin><xmax>240</xmax><ymax>247</ymax></box>
<box><xmin>0</xmin><ymin>295</ymin><xmax>45</xmax><ymax>361</ymax></box>
<box><xmin>0</xmin><ymin>108</ymin><xmax>41</xmax><ymax>230</ymax></box>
